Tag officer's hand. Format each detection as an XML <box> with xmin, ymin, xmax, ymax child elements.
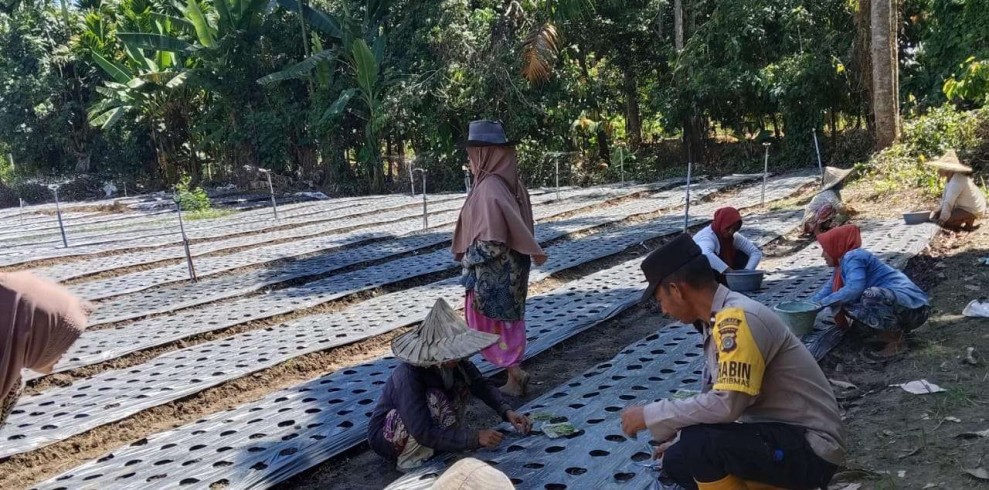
<box><xmin>652</xmin><ymin>438</ymin><xmax>676</xmax><ymax>459</ymax></box>
<box><xmin>620</xmin><ymin>405</ymin><xmax>646</xmax><ymax>436</ymax></box>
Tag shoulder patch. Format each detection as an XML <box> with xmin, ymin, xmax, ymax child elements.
<box><xmin>712</xmin><ymin>307</ymin><xmax>766</xmax><ymax>396</ymax></box>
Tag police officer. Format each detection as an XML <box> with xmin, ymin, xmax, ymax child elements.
<box><xmin>620</xmin><ymin>234</ymin><xmax>845</xmax><ymax>490</ymax></box>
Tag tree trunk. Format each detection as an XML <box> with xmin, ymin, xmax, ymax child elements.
<box><xmin>870</xmin><ymin>0</ymin><xmax>899</xmax><ymax>149</ymax></box>
<box><xmin>674</xmin><ymin>0</ymin><xmax>684</xmax><ymax>51</ymax></box>
<box><xmin>623</xmin><ymin>67</ymin><xmax>642</xmax><ymax>150</ymax></box>
<box><xmin>385</xmin><ymin>134</ymin><xmax>394</xmax><ymax>184</ymax></box>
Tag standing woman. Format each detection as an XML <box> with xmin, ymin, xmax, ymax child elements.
<box><xmin>1</xmin><ymin>272</ymin><xmax>91</xmax><ymax>428</ymax></box>
<box><xmin>452</xmin><ymin>120</ymin><xmax>547</xmax><ymax>397</ymax></box>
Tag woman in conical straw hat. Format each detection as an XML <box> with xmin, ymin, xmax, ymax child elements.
<box><xmin>452</xmin><ymin>120</ymin><xmax>547</xmax><ymax>397</ymax></box>
<box><xmin>802</xmin><ymin>166</ymin><xmax>856</xmax><ymax>236</ymax></box>
<box><xmin>367</xmin><ymin>299</ymin><xmax>532</xmax><ymax>472</ymax></box>
<box><xmin>925</xmin><ymin>150</ymin><xmax>986</xmax><ymax>231</ymax></box>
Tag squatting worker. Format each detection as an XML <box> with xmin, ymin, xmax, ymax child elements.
<box><xmin>692</xmin><ymin>207</ymin><xmax>762</xmax><ymax>283</ymax></box>
<box><xmin>367</xmin><ymin>299</ymin><xmax>531</xmax><ymax>472</ymax></box>
<box><xmin>620</xmin><ymin>234</ymin><xmax>844</xmax><ymax>490</ymax></box>
<box><xmin>1</xmin><ymin>272</ymin><xmax>91</xmax><ymax>427</ymax></box>
<box><xmin>925</xmin><ymin>149</ymin><xmax>986</xmax><ymax>231</ymax></box>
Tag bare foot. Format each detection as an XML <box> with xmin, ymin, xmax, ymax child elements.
<box><xmin>499</xmin><ymin>370</ymin><xmax>530</xmax><ymax>397</ymax></box>
<box><xmin>499</xmin><ymin>381</ymin><xmax>524</xmax><ymax>397</ymax></box>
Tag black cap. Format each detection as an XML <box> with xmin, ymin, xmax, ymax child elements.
<box><xmin>640</xmin><ymin>233</ymin><xmax>703</xmax><ymax>302</ymax></box>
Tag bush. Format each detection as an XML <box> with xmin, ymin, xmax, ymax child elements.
<box><xmin>13</xmin><ymin>182</ymin><xmax>53</xmax><ymax>204</ymax></box>
<box><xmin>175</xmin><ymin>176</ymin><xmax>212</xmax><ymax>212</ymax></box>
<box><xmin>0</xmin><ymin>183</ymin><xmax>18</xmax><ymax>208</ymax></box>
<box><xmin>58</xmin><ymin>175</ymin><xmax>105</xmax><ymax>201</ymax></box>
<box><xmin>864</xmin><ymin>105</ymin><xmax>989</xmax><ymax>199</ymax></box>
<box><xmin>902</xmin><ymin>104</ymin><xmax>981</xmax><ymax>157</ymax></box>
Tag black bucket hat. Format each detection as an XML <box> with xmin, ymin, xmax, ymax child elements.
<box><xmin>640</xmin><ymin>233</ymin><xmax>704</xmax><ymax>302</ymax></box>
<box><xmin>465</xmin><ymin>120</ymin><xmax>519</xmax><ymax>147</ymax></box>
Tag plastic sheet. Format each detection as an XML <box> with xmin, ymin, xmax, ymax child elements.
<box><xmin>32</xmin><ymin>180</ymin><xmax>812</xmax><ymax>487</ymax></box>
<box><xmin>0</xmin><ymin>192</ymin><xmax>469</xmax><ymax>267</ymax></box>
<box><xmin>6</xmin><ymin>178</ymin><xmax>794</xmax><ymax>457</ymax></box>
<box><xmin>80</xmin><ymin>178</ymin><xmax>733</xmax><ymax>326</ymax></box>
<box><xmin>47</xmin><ymin>187</ymin><xmax>717</xmax><ymax>375</ymax></box>
<box><xmin>33</xmin><ymin>185</ymin><xmax>657</xmax><ymax>303</ymax></box>
<box><xmin>1</xmin><ymin>200</ymin><xmax>344</xmax><ymax>250</ymax></box>
<box><xmin>387</xmin><ymin>221</ymin><xmax>939</xmax><ymax>490</ymax></box>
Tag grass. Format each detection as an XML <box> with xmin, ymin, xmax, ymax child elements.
<box><xmin>186</xmin><ymin>208</ymin><xmax>236</xmax><ymax>221</ymax></box>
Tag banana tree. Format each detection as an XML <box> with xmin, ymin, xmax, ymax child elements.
<box><xmin>260</xmin><ymin>0</ymin><xmax>392</xmax><ymax>192</ymax></box>
<box><xmin>85</xmin><ymin>6</ymin><xmax>198</xmax><ymax>183</ymax></box>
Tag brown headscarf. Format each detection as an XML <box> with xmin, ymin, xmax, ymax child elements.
<box><xmin>0</xmin><ymin>272</ymin><xmax>91</xmax><ymax>400</ymax></box>
<box><xmin>451</xmin><ymin>146</ymin><xmax>545</xmax><ymax>261</ymax></box>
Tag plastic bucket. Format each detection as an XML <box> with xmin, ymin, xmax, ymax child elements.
<box><xmin>773</xmin><ymin>301</ymin><xmax>822</xmax><ymax>337</ymax></box>
<box><xmin>724</xmin><ymin>270</ymin><xmax>765</xmax><ymax>292</ymax></box>
<box><xmin>903</xmin><ymin>211</ymin><xmax>930</xmax><ymax>225</ymax></box>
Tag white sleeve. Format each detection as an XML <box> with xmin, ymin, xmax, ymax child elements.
<box><xmin>734</xmin><ymin>233</ymin><xmax>762</xmax><ymax>269</ymax></box>
<box><xmin>939</xmin><ymin>175</ymin><xmax>963</xmax><ymax>221</ymax></box>
<box><xmin>694</xmin><ymin>230</ymin><xmax>729</xmax><ymax>272</ymax></box>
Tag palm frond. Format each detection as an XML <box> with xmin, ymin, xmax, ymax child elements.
<box><xmin>118</xmin><ymin>32</ymin><xmax>195</xmax><ymax>54</ymax></box>
<box><xmin>256</xmin><ymin>49</ymin><xmax>336</xmax><ymax>85</ymax></box>
<box><xmin>91</xmin><ymin>52</ymin><xmax>134</xmax><ymax>84</ymax></box>
<box><xmin>319</xmin><ymin>88</ymin><xmax>356</xmax><ymax>123</ymax></box>
<box><xmin>184</xmin><ymin>0</ymin><xmax>217</xmax><ymax>48</ymax></box>
<box><xmin>522</xmin><ymin>23</ymin><xmax>559</xmax><ymax>84</ymax></box>
<box><xmin>351</xmin><ymin>40</ymin><xmax>379</xmax><ymax>98</ymax></box>
<box><xmin>275</xmin><ymin>0</ymin><xmax>343</xmax><ymax>38</ymax></box>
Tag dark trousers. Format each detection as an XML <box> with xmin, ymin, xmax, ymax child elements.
<box><xmin>714</xmin><ymin>251</ymin><xmax>750</xmax><ymax>286</ymax></box>
<box><xmin>661</xmin><ymin>423</ymin><xmax>838</xmax><ymax>490</ymax></box>
<box><xmin>939</xmin><ymin>208</ymin><xmax>977</xmax><ymax>230</ymax></box>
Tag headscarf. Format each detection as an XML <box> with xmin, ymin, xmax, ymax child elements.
<box><xmin>451</xmin><ymin>146</ymin><xmax>544</xmax><ymax>260</ymax></box>
<box><xmin>816</xmin><ymin>225</ymin><xmax>863</xmax><ymax>329</ymax></box>
<box><xmin>0</xmin><ymin>272</ymin><xmax>91</xmax><ymax>400</ymax></box>
<box><xmin>711</xmin><ymin>207</ymin><xmax>743</xmax><ymax>267</ymax></box>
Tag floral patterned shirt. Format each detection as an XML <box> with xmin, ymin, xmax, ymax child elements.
<box><xmin>460</xmin><ymin>241</ymin><xmax>531</xmax><ymax>321</ymax></box>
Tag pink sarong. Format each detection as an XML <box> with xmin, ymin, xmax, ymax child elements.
<box><xmin>465</xmin><ymin>291</ymin><xmax>526</xmax><ymax>368</ymax></box>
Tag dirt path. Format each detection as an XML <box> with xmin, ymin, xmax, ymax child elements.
<box><xmin>824</xmin><ymin>226</ymin><xmax>989</xmax><ymax>490</ymax></box>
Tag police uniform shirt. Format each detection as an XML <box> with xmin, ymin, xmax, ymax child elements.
<box><xmin>643</xmin><ymin>285</ymin><xmax>846</xmax><ymax>465</ymax></box>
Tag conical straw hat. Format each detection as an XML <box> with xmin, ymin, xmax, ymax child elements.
<box><xmin>432</xmin><ymin>458</ymin><xmax>515</xmax><ymax>489</ymax></box>
<box><xmin>924</xmin><ymin>150</ymin><xmax>972</xmax><ymax>173</ymax></box>
<box><xmin>819</xmin><ymin>166</ymin><xmax>854</xmax><ymax>193</ymax></box>
<box><xmin>391</xmin><ymin>299</ymin><xmax>499</xmax><ymax>366</ymax></box>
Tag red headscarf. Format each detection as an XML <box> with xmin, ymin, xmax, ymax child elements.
<box><xmin>711</xmin><ymin>207</ymin><xmax>742</xmax><ymax>266</ymax></box>
<box><xmin>817</xmin><ymin>224</ymin><xmax>862</xmax><ymax>292</ymax></box>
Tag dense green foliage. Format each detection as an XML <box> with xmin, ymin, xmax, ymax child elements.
<box><xmin>0</xmin><ymin>0</ymin><xmax>987</xmax><ymax>200</ymax></box>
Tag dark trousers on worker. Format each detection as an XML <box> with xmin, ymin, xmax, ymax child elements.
<box><xmin>661</xmin><ymin>422</ymin><xmax>838</xmax><ymax>490</ymax></box>
<box><xmin>714</xmin><ymin>251</ymin><xmax>751</xmax><ymax>286</ymax></box>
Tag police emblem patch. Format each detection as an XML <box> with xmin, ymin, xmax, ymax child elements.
<box><xmin>721</xmin><ymin>332</ymin><xmax>737</xmax><ymax>352</ymax></box>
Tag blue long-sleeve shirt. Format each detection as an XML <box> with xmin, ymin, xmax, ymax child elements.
<box><xmin>811</xmin><ymin>248</ymin><xmax>929</xmax><ymax>309</ymax></box>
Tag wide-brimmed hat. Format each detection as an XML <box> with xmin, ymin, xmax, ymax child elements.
<box><xmin>391</xmin><ymin>299</ymin><xmax>499</xmax><ymax>366</ymax></box>
<box><xmin>465</xmin><ymin>120</ymin><xmax>519</xmax><ymax>147</ymax></box>
<box><xmin>924</xmin><ymin>150</ymin><xmax>973</xmax><ymax>173</ymax></box>
<box><xmin>819</xmin><ymin>166</ymin><xmax>855</xmax><ymax>193</ymax></box>
<box><xmin>640</xmin><ymin>233</ymin><xmax>704</xmax><ymax>303</ymax></box>
<box><xmin>432</xmin><ymin>458</ymin><xmax>515</xmax><ymax>490</ymax></box>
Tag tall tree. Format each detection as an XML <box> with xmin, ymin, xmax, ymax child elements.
<box><xmin>870</xmin><ymin>0</ymin><xmax>900</xmax><ymax>148</ymax></box>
